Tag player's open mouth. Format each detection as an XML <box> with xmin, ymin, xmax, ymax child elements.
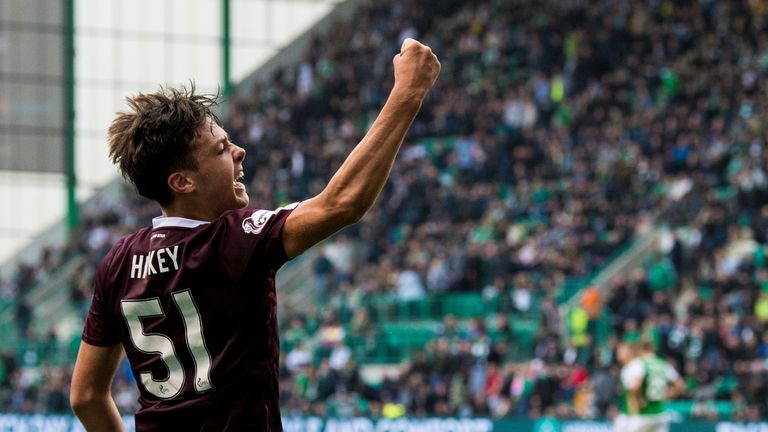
<box><xmin>234</xmin><ymin>170</ymin><xmax>245</xmax><ymax>190</ymax></box>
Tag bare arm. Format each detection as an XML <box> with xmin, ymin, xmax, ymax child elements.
<box><xmin>667</xmin><ymin>377</ymin><xmax>686</xmax><ymax>399</ymax></box>
<box><xmin>622</xmin><ymin>366</ymin><xmax>644</xmax><ymax>415</ymax></box>
<box><xmin>282</xmin><ymin>38</ymin><xmax>440</xmax><ymax>258</ymax></box>
<box><xmin>627</xmin><ymin>385</ymin><xmax>643</xmax><ymax>415</ymax></box>
<box><xmin>70</xmin><ymin>341</ymin><xmax>125</xmax><ymax>432</ymax></box>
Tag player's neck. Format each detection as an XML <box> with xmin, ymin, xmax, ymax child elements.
<box><xmin>161</xmin><ymin>200</ymin><xmax>220</xmax><ymax>222</ymax></box>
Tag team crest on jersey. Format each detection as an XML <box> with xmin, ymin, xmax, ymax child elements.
<box><xmin>242</xmin><ymin>210</ymin><xmax>274</xmax><ymax>235</ymax></box>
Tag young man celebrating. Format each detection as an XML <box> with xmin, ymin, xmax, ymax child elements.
<box><xmin>614</xmin><ymin>341</ymin><xmax>685</xmax><ymax>432</ymax></box>
<box><xmin>70</xmin><ymin>38</ymin><xmax>440</xmax><ymax>431</ymax></box>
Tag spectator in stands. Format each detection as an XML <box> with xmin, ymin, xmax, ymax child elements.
<box><xmin>4</xmin><ymin>0</ymin><xmax>768</xmax><ymax>422</ymax></box>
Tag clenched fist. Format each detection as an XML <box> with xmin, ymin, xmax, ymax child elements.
<box><xmin>392</xmin><ymin>38</ymin><xmax>441</xmax><ymax>101</ymax></box>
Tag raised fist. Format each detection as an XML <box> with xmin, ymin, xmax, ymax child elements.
<box><xmin>392</xmin><ymin>38</ymin><xmax>441</xmax><ymax>101</ymax></box>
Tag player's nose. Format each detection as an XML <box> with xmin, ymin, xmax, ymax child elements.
<box><xmin>233</xmin><ymin>144</ymin><xmax>246</xmax><ymax>163</ymax></box>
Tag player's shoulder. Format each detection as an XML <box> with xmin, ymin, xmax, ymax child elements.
<box><xmin>220</xmin><ymin>203</ymin><xmax>299</xmax><ymax>235</ymax></box>
<box><xmin>92</xmin><ymin>227</ymin><xmax>153</xmax><ymax>281</ymax></box>
<box><xmin>647</xmin><ymin>354</ymin><xmax>668</xmax><ymax>367</ymax></box>
<box><xmin>110</xmin><ymin>226</ymin><xmax>153</xmax><ymax>254</ymax></box>
<box><xmin>623</xmin><ymin>357</ymin><xmax>645</xmax><ymax>375</ymax></box>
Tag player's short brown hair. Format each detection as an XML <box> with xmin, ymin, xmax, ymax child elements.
<box><xmin>108</xmin><ymin>84</ymin><xmax>220</xmax><ymax>205</ymax></box>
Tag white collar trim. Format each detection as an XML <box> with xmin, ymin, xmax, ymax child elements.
<box><xmin>152</xmin><ymin>216</ymin><xmax>210</xmax><ymax>229</ymax></box>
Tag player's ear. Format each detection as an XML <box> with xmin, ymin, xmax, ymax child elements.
<box><xmin>168</xmin><ymin>171</ymin><xmax>195</xmax><ymax>195</ymax></box>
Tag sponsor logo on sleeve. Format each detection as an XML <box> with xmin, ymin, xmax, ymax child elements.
<box><xmin>242</xmin><ymin>210</ymin><xmax>274</xmax><ymax>235</ymax></box>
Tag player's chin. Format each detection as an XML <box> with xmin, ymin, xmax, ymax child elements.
<box><xmin>234</xmin><ymin>188</ymin><xmax>249</xmax><ymax>208</ymax></box>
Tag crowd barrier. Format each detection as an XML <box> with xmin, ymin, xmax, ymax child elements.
<box><xmin>0</xmin><ymin>415</ymin><xmax>766</xmax><ymax>432</ymax></box>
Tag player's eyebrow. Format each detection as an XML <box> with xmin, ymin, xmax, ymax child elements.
<box><xmin>212</xmin><ymin>136</ymin><xmax>228</xmax><ymax>154</ymax></box>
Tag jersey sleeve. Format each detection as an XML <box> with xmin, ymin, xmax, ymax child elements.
<box><xmin>218</xmin><ymin>203</ymin><xmax>299</xmax><ymax>277</ymax></box>
<box><xmin>82</xmin><ymin>240</ymin><xmax>124</xmax><ymax>346</ymax></box>
<box><xmin>621</xmin><ymin>358</ymin><xmax>644</xmax><ymax>390</ymax></box>
<box><xmin>665</xmin><ymin>363</ymin><xmax>680</xmax><ymax>382</ymax></box>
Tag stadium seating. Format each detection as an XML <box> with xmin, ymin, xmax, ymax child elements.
<box><xmin>2</xmin><ymin>0</ymin><xmax>768</xmax><ymax>421</ymax></box>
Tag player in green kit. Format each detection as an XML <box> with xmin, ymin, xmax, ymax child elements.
<box><xmin>613</xmin><ymin>341</ymin><xmax>685</xmax><ymax>432</ymax></box>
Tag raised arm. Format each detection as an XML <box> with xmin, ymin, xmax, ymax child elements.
<box><xmin>281</xmin><ymin>38</ymin><xmax>440</xmax><ymax>258</ymax></box>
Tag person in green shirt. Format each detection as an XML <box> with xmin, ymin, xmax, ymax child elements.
<box><xmin>613</xmin><ymin>341</ymin><xmax>685</xmax><ymax>432</ymax></box>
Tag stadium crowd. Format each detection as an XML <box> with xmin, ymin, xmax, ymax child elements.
<box><xmin>2</xmin><ymin>0</ymin><xmax>768</xmax><ymax>421</ymax></box>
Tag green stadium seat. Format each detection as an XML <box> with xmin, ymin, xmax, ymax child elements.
<box><xmin>439</xmin><ymin>293</ymin><xmax>485</xmax><ymax>318</ymax></box>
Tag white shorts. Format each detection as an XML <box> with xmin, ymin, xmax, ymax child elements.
<box><xmin>612</xmin><ymin>413</ymin><xmax>670</xmax><ymax>432</ymax></box>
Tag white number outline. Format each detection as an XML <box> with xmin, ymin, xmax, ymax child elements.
<box><xmin>644</xmin><ymin>360</ymin><xmax>668</xmax><ymax>402</ymax></box>
<box><xmin>172</xmin><ymin>289</ymin><xmax>213</xmax><ymax>393</ymax></box>
<box><xmin>121</xmin><ymin>290</ymin><xmax>214</xmax><ymax>399</ymax></box>
<box><xmin>645</xmin><ymin>373</ymin><xmax>667</xmax><ymax>401</ymax></box>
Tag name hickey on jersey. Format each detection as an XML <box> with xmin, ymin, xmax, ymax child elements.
<box><xmin>130</xmin><ymin>245</ymin><xmax>181</xmax><ymax>279</ymax></box>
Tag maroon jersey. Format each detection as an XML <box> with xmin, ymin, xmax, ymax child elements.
<box><xmin>82</xmin><ymin>204</ymin><xmax>298</xmax><ymax>431</ymax></box>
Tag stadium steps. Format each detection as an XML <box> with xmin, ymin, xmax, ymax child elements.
<box><xmin>26</xmin><ymin>256</ymin><xmax>86</xmax><ymax>334</ymax></box>
<box><xmin>276</xmin><ymin>248</ymin><xmax>318</xmax><ymax>312</ymax></box>
<box><xmin>557</xmin><ymin>228</ymin><xmax>665</xmax><ymax>345</ymax></box>
<box><xmin>0</xmin><ymin>254</ymin><xmax>86</xmax><ymax>365</ymax></box>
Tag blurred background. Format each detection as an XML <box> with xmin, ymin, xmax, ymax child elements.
<box><xmin>1</xmin><ymin>0</ymin><xmax>768</xmax><ymax>430</ymax></box>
